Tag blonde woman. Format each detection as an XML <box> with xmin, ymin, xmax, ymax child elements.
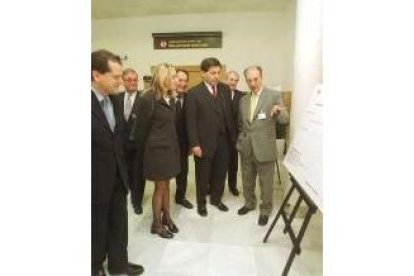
<box><xmin>134</xmin><ymin>63</ymin><xmax>180</xmax><ymax>239</ymax></box>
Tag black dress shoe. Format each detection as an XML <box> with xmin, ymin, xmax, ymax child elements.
<box><xmin>211</xmin><ymin>201</ymin><xmax>229</xmax><ymax>212</ymax></box>
<box><xmin>133</xmin><ymin>205</ymin><xmax>143</xmax><ymax>215</ymax></box>
<box><xmin>151</xmin><ymin>226</ymin><xmax>174</xmax><ymax>239</ymax></box>
<box><xmin>93</xmin><ymin>266</ymin><xmax>106</xmax><ymax>276</ymax></box>
<box><xmin>230</xmin><ymin>188</ymin><xmax>240</xmax><ymax>196</ymax></box>
<box><xmin>238</xmin><ymin>206</ymin><xmax>254</xmax><ymax>215</ymax></box>
<box><xmin>176</xmin><ymin>198</ymin><xmax>194</xmax><ymax>209</ymax></box>
<box><xmin>258</xmin><ymin>215</ymin><xmax>269</xmax><ymax>226</ymax></box>
<box><xmin>108</xmin><ymin>263</ymin><xmax>144</xmax><ymax>276</ymax></box>
<box><xmin>197</xmin><ymin>205</ymin><xmax>208</xmax><ymax>217</ymax></box>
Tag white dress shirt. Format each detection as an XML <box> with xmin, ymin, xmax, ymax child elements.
<box><xmin>204</xmin><ymin>82</ymin><xmax>217</xmax><ymax>96</ymax></box>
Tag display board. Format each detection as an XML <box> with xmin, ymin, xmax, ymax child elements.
<box><xmin>284</xmin><ymin>85</ymin><xmax>323</xmax><ymax>211</ymax></box>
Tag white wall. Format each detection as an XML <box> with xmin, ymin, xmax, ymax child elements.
<box><xmin>283</xmin><ymin>0</ymin><xmax>297</xmax><ymax>93</ymax></box>
<box><xmin>92</xmin><ymin>11</ymin><xmax>295</xmax><ymax>92</ymax></box>
<box><xmin>284</xmin><ymin>0</ymin><xmax>322</xmax><ymax>207</ymax></box>
<box><xmin>290</xmin><ymin>0</ymin><xmax>322</xmax><ymax>139</ymax></box>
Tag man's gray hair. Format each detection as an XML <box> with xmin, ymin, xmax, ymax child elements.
<box><xmin>227</xmin><ymin>70</ymin><xmax>240</xmax><ymax>79</ymax></box>
<box><xmin>122</xmin><ymin>68</ymin><xmax>138</xmax><ymax>78</ymax></box>
<box><xmin>243</xmin><ymin>66</ymin><xmax>263</xmax><ymax>78</ymax></box>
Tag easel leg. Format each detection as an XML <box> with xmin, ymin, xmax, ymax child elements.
<box><xmin>284</xmin><ymin>195</ymin><xmax>303</xmax><ymax>234</ymax></box>
<box><xmin>281</xmin><ymin>205</ymin><xmax>317</xmax><ymax>276</ymax></box>
<box><xmin>263</xmin><ymin>184</ymin><xmax>295</xmax><ymax>243</ymax></box>
<box><xmin>281</xmin><ymin>195</ymin><xmax>304</xmax><ymax>254</ymax></box>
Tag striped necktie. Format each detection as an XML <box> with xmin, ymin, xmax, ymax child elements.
<box><xmin>212</xmin><ymin>86</ymin><xmax>217</xmax><ymax>98</ymax></box>
<box><xmin>101</xmin><ymin>96</ymin><xmax>115</xmax><ymax>131</ymax></box>
<box><xmin>124</xmin><ymin>93</ymin><xmax>133</xmax><ymax>120</ymax></box>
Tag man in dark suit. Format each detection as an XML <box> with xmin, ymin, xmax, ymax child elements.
<box><xmin>174</xmin><ymin>69</ymin><xmax>194</xmax><ymax>209</ymax></box>
<box><xmin>115</xmin><ymin>68</ymin><xmax>145</xmax><ymax>215</ymax></box>
<box><xmin>91</xmin><ymin>49</ymin><xmax>144</xmax><ymax>276</ymax></box>
<box><xmin>185</xmin><ymin>57</ymin><xmax>236</xmax><ymax>217</ymax></box>
<box><xmin>224</xmin><ymin>70</ymin><xmax>245</xmax><ymax>196</ymax></box>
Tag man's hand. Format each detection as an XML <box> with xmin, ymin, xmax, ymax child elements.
<box><xmin>191</xmin><ymin>146</ymin><xmax>202</xmax><ymax>158</ymax></box>
<box><xmin>270</xmin><ymin>105</ymin><xmax>285</xmax><ymax>117</ymax></box>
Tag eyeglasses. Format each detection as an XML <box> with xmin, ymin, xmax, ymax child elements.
<box><xmin>124</xmin><ymin>78</ymin><xmax>138</xmax><ymax>82</ymax></box>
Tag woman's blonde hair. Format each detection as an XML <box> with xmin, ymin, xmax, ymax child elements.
<box><xmin>152</xmin><ymin>63</ymin><xmax>176</xmax><ymax>100</ymax></box>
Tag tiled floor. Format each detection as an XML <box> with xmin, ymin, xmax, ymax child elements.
<box><xmin>121</xmin><ymin>155</ymin><xmax>322</xmax><ymax>276</ymax></box>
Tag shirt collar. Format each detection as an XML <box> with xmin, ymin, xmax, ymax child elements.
<box><xmin>204</xmin><ymin>81</ymin><xmax>216</xmax><ymax>92</ymax></box>
<box><xmin>125</xmin><ymin>90</ymin><xmax>137</xmax><ymax>96</ymax></box>
<box><xmin>92</xmin><ymin>86</ymin><xmax>105</xmax><ymax>102</ymax></box>
<box><xmin>163</xmin><ymin>95</ymin><xmax>171</xmax><ymax>105</ymax></box>
<box><xmin>251</xmin><ymin>86</ymin><xmax>263</xmax><ymax>97</ymax></box>
<box><xmin>173</xmin><ymin>90</ymin><xmax>185</xmax><ymax>98</ymax></box>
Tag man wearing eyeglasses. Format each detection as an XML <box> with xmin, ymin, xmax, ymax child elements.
<box><xmin>116</xmin><ymin>68</ymin><xmax>146</xmax><ymax>215</ymax></box>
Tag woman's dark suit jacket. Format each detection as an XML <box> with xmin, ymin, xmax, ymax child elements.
<box><xmin>134</xmin><ymin>90</ymin><xmax>180</xmax><ymax>181</ymax></box>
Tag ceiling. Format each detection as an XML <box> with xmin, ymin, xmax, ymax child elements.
<box><xmin>92</xmin><ymin>0</ymin><xmax>292</xmax><ymax>19</ymax></box>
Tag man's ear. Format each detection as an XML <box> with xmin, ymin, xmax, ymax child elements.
<box><xmin>92</xmin><ymin>70</ymin><xmax>100</xmax><ymax>82</ymax></box>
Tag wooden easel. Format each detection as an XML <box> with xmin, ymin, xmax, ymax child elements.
<box><xmin>263</xmin><ymin>175</ymin><xmax>318</xmax><ymax>276</ymax></box>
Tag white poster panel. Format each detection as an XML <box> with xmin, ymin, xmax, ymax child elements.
<box><xmin>284</xmin><ymin>85</ymin><xmax>323</xmax><ymax>211</ymax></box>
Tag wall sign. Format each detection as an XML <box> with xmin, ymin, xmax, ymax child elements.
<box><xmin>152</xmin><ymin>32</ymin><xmax>222</xmax><ymax>49</ymax></box>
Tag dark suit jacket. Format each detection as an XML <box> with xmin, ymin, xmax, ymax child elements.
<box><xmin>91</xmin><ymin>91</ymin><xmax>129</xmax><ymax>204</ymax></box>
<box><xmin>115</xmin><ymin>91</ymin><xmax>142</xmax><ymax>151</ymax></box>
<box><xmin>185</xmin><ymin>81</ymin><xmax>236</xmax><ymax>158</ymax></box>
<box><xmin>134</xmin><ymin>90</ymin><xmax>180</xmax><ymax>180</ymax></box>
<box><xmin>174</xmin><ymin>94</ymin><xmax>189</xmax><ymax>155</ymax></box>
<box><xmin>133</xmin><ymin>90</ymin><xmax>154</xmax><ymax>159</ymax></box>
<box><xmin>231</xmin><ymin>89</ymin><xmax>245</xmax><ymax>138</ymax></box>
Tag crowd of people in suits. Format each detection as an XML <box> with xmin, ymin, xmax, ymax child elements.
<box><xmin>91</xmin><ymin>49</ymin><xmax>288</xmax><ymax>276</ymax></box>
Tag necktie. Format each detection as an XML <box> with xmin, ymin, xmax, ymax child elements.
<box><xmin>212</xmin><ymin>86</ymin><xmax>217</xmax><ymax>98</ymax></box>
<box><xmin>177</xmin><ymin>93</ymin><xmax>184</xmax><ymax>106</ymax></box>
<box><xmin>250</xmin><ymin>93</ymin><xmax>258</xmax><ymax>121</ymax></box>
<box><xmin>101</xmin><ymin>96</ymin><xmax>115</xmax><ymax>131</ymax></box>
<box><xmin>176</xmin><ymin>96</ymin><xmax>182</xmax><ymax>114</ymax></box>
<box><xmin>124</xmin><ymin>93</ymin><xmax>133</xmax><ymax>120</ymax></box>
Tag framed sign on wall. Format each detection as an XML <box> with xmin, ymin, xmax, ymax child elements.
<box><xmin>152</xmin><ymin>32</ymin><xmax>222</xmax><ymax>49</ymax></box>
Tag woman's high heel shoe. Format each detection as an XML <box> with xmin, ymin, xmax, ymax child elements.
<box><xmin>151</xmin><ymin>225</ymin><xmax>173</xmax><ymax>239</ymax></box>
<box><xmin>162</xmin><ymin>216</ymin><xmax>179</xmax><ymax>233</ymax></box>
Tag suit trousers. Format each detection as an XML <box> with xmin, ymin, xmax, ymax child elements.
<box><xmin>128</xmin><ymin>152</ymin><xmax>146</xmax><ymax>208</ymax></box>
<box><xmin>92</xmin><ymin>182</ymin><xmax>128</xmax><ymax>274</ymax></box>
<box><xmin>240</xmin><ymin>154</ymin><xmax>275</xmax><ymax>216</ymax></box>
<box><xmin>227</xmin><ymin>144</ymin><xmax>238</xmax><ymax>190</ymax></box>
<box><xmin>175</xmin><ymin>152</ymin><xmax>189</xmax><ymax>202</ymax></box>
<box><xmin>194</xmin><ymin>134</ymin><xmax>229</xmax><ymax>206</ymax></box>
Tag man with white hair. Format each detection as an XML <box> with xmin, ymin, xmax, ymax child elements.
<box><xmin>236</xmin><ymin>66</ymin><xmax>289</xmax><ymax>226</ymax></box>
<box><xmin>116</xmin><ymin>68</ymin><xmax>146</xmax><ymax>215</ymax></box>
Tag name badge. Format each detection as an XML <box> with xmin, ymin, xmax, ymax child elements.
<box><xmin>257</xmin><ymin>112</ymin><xmax>266</xmax><ymax>120</ymax></box>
